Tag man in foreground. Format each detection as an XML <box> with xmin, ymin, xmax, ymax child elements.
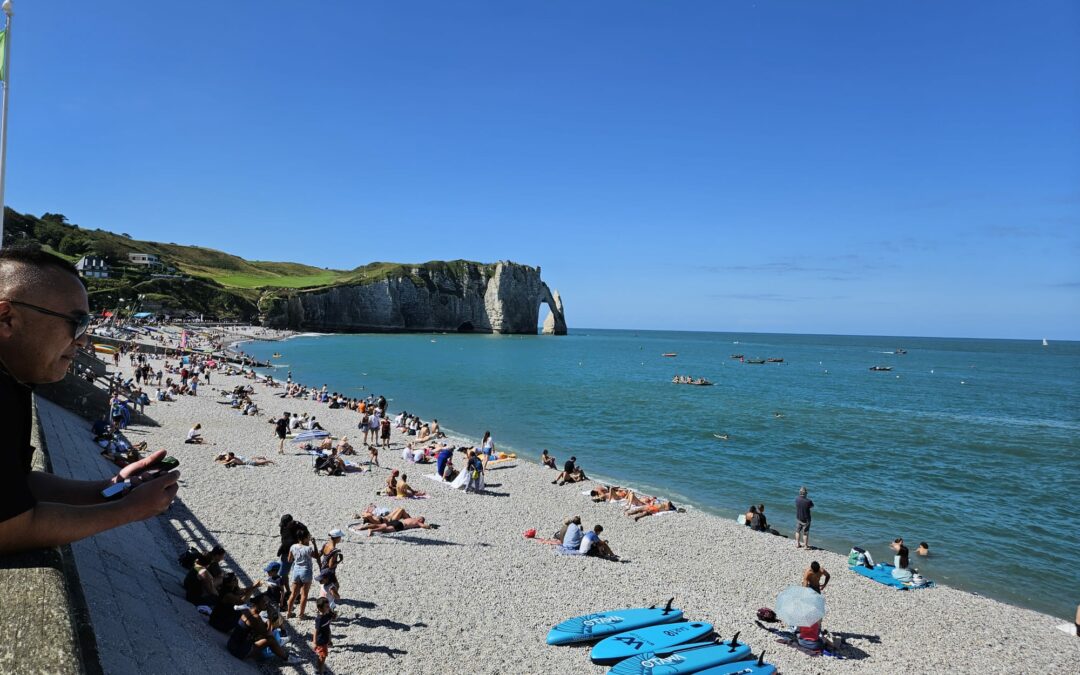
<box><xmin>0</xmin><ymin>247</ymin><xmax>180</xmax><ymax>554</ymax></box>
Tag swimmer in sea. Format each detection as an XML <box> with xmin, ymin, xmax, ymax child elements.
<box><xmin>714</xmin><ymin>433</ymin><xmax>730</xmax><ymax>441</ymax></box>
<box><xmin>916</xmin><ymin>542</ymin><xmax>929</xmax><ymax>556</ymax></box>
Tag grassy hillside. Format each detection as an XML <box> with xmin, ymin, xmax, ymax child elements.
<box><xmin>0</xmin><ymin>207</ymin><xmax>499</xmax><ymax>319</ymax></box>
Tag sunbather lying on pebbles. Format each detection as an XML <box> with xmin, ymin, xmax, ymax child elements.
<box><xmin>626</xmin><ymin>499</ymin><xmax>684</xmax><ymax>521</ymax></box>
<box><xmin>355</xmin><ymin>515</ymin><xmax>438</xmax><ymax>536</ymax></box>
<box><xmin>215</xmin><ymin>451</ymin><xmax>275</xmax><ymax>467</ymax></box>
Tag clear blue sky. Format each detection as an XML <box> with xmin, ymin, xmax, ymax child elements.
<box><xmin>7</xmin><ymin>1</ymin><xmax>1079</xmax><ymax>338</ymax></box>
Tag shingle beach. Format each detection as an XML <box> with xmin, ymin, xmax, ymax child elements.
<box><xmin>103</xmin><ymin>327</ymin><xmax>1078</xmax><ymax>674</ymax></box>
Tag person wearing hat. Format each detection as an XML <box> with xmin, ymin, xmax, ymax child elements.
<box><xmin>794</xmin><ymin>486</ymin><xmax>814</xmax><ymax>549</ymax></box>
<box><xmin>318</xmin><ymin>529</ymin><xmax>345</xmax><ymax>609</ymax></box>
<box><xmin>263</xmin><ymin>560</ymin><xmax>288</xmax><ymax>606</ymax></box>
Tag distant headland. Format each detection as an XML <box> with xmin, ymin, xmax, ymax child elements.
<box><xmin>2</xmin><ymin>207</ymin><xmax>566</xmax><ymax>335</ymax></box>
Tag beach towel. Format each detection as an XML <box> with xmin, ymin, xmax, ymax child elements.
<box><xmin>423</xmin><ymin>474</ymin><xmax>451</xmax><ymax>486</ymax></box>
<box><xmin>849</xmin><ymin>564</ymin><xmax>935</xmax><ymax>590</ymax></box>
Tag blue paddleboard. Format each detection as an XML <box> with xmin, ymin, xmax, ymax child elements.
<box><xmin>590</xmin><ymin>621</ymin><xmax>714</xmax><ymax>664</ymax></box>
<box><xmin>696</xmin><ymin>653</ymin><xmax>777</xmax><ymax>675</ymax></box>
<box><xmin>608</xmin><ymin>636</ymin><xmax>751</xmax><ymax>674</ymax></box>
<box><xmin>547</xmin><ymin>600</ymin><xmax>683</xmax><ymax>646</ymax></box>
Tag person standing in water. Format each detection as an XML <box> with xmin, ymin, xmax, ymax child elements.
<box><xmin>794</xmin><ymin>486</ymin><xmax>814</xmax><ymax>549</ymax></box>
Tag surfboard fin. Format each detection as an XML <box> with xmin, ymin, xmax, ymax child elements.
<box><xmin>757</xmin><ymin>651</ymin><xmax>766</xmax><ymax>667</ymax></box>
<box><xmin>661</xmin><ymin>597</ymin><xmax>675</xmax><ymax>615</ymax></box>
<box><xmin>728</xmin><ymin>631</ymin><xmax>740</xmax><ymax>651</ymax></box>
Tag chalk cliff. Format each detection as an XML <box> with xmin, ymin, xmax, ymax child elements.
<box><xmin>260</xmin><ymin>261</ymin><xmax>567</xmax><ymax>335</ymax></box>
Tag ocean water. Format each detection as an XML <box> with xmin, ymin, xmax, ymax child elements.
<box><xmin>241</xmin><ymin>329</ymin><xmax>1080</xmax><ymax>620</ymax></box>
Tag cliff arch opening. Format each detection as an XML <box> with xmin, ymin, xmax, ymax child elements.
<box><xmin>539</xmin><ymin>284</ymin><xmax>567</xmax><ymax>335</ymax></box>
<box><xmin>457</xmin><ymin>321</ymin><xmax>475</xmax><ymax>333</ymax></box>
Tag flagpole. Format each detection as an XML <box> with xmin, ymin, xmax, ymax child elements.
<box><xmin>0</xmin><ymin>0</ymin><xmax>13</xmax><ymax>250</ymax></box>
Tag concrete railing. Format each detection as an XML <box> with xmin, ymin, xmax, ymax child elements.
<box><xmin>0</xmin><ymin>400</ymin><xmax>100</xmax><ymax>675</ymax></box>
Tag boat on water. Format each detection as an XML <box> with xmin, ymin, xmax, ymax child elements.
<box><xmin>272</xmin><ymin>353</ymin><xmax>283</xmax><ymax>358</ymax></box>
<box><xmin>766</xmin><ymin>357</ymin><xmax>784</xmax><ymax>363</ymax></box>
<box><xmin>672</xmin><ymin>376</ymin><xmax>713</xmax><ymax>386</ymax></box>
<box><xmin>745</xmin><ymin>358</ymin><xmax>766</xmax><ymax>365</ymax></box>
<box><xmin>1042</xmin><ymin>338</ymin><xmax>1049</xmax><ymax>347</ymax></box>
<box><xmin>894</xmin><ymin>348</ymin><xmax>907</xmax><ymax>355</ymax></box>
<box><xmin>869</xmin><ymin>365</ymin><xmax>893</xmax><ymax>371</ymax></box>
<box><xmin>662</xmin><ymin>353</ymin><xmax>678</xmax><ymax>357</ymax></box>
<box><xmin>730</xmin><ymin>354</ymin><xmax>744</xmax><ymax>360</ymax></box>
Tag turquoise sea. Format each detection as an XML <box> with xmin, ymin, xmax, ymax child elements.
<box><xmin>241</xmin><ymin>329</ymin><xmax>1080</xmax><ymax>620</ymax></box>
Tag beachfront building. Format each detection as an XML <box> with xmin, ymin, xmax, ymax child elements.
<box><xmin>127</xmin><ymin>252</ymin><xmax>162</xmax><ymax>267</ymax></box>
<box><xmin>75</xmin><ymin>255</ymin><xmax>110</xmax><ymax>279</ymax></box>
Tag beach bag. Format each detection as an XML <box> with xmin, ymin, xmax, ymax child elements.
<box><xmin>757</xmin><ymin>607</ymin><xmax>778</xmax><ymax>623</ymax></box>
<box><xmin>848</xmin><ymin>546</ymin><xmax>874</xmax><ymax>568</ymax></box>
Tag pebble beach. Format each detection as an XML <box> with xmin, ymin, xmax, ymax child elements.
<box><xmin>104</xmin><ymin>328</ymin><xmax>1078</xmax><ymax>674</ymax></box>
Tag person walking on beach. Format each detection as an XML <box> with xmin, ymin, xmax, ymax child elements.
<box><xmin>802</xmin><ymin>561</ymin><xmax>830</xmax><ymax>593</ymax></box>
<box><xmin>275</xmin><ymin>413</ymin><xmax>289</xmax><ymax>454</ymax></box>
<box><xmin>318</xmin><ymin>529</ymin><xmax>344</xmax><ymax>610</ymax></box>
<box><xmin>480</xmin><ymin>431</ymin><xmax>495</xmax><ymax>470</ymax></box>
<box><xmin>359</xmin><ymin>413</ymin><xmax>370</xmax><ymax>445</ymax></box>
<box><xmin>287</xmin><ymin>528</ymin><xmax>317</xmax><ymax>619</ymax></box>
<box><xmin>794</xmin><ymin>486</ymin><xmax>814</xmax><ymax>549</ymax></box>
<box><xmin>312</xmin><ymin>597</ymin><xmax>336</xmax><ymax>673</ymax></box>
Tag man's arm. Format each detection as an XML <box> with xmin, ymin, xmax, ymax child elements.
<box><xmin>28</xmin><ymin>450</ymin><xmax>173</xmax><ymax>506</ymax></box>
<box><xmin>27</xmin><ymin>472</ymin><xmax>109</xmax><ymax>505</ymax></box>
<box><xmin>0</xmin><ymin>472</ymin><xmax>179</xmax><ymax>553</ymax></box>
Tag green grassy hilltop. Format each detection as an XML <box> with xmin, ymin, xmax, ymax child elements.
<box><xmin>1</xmin><ymin>207</ymin><xmax>493</xmax><ymax>320</ymax></box>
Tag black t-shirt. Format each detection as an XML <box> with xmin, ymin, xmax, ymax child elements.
<box><xmin>795</xmin><ymin>496</ymin><xmax>814</xmax><ymax>522</ymax></box>
<box><xmin>897</xmin><ymin>545</ymin><xmax>909</xmax><ymax>569</ymax></box>
<box><xmin>275</xmin><ymin>417</ymin><xmax>288</xmax><ymax>434</ymax></box>
<box><xmin>0</xmin><ymin>369</ymin><xmax>36</xmax><ymax>523</ymax></box>
<box><xmin>315</xmin><ymin>612</ymin><xmax>333</xmax><ymax>646</ymax></box>
<box><xmin>564</xmin><ymin>460</ymin><xmax>576</xmax><ymax>473</ymax></box>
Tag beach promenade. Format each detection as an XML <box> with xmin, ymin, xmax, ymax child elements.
<box><xmin>51</xmin><ymin>334</ymin><xmax>1078</xmax><ymax>674</ymax></box>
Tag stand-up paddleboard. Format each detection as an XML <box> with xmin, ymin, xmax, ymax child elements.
<box><xmin>608</xmin><ymin>634</ymin><xmax>751</xmax><ymax>674</ymax></box>
<box><xmin>591</xmin><ymin>622</ymin><xmax>714</xmax><ymax>664</ymax></box>
<box><xmin>547</xmin><ymin>599</ymin><xmax>682</xmax><ymax>646</ymax></box>
<box><xmin>696</xmin><ymin>652</ymin><xmax>777</xmax><ymax>675</ymax></box>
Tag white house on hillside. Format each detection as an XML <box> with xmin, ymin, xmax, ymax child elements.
<box><xmin>75</xmin><ymin>255</ymin><xmax>110</xmax><ymax>279</ymax></box>
<box><xmin>128</xmin><ymin>252</ymin><xmax>161</xmax><ymax>266</ymax></box>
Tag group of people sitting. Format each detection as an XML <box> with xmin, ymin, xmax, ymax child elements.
<box><xmin>552</xmin><ymin>516</ymin><xmax>619</xmax><ymax>561</ymax></box>
<box><xmin>743</xmin><ymin>503</ymin><xmax>781</xmax><ymax>535</ymax></box>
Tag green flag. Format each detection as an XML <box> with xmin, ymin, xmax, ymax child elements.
<box><xmin>0</xmin><ymin>29</ymin><xmax>6</xmax><ymax>82</ymax></box>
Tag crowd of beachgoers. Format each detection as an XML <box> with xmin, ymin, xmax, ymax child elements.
<box><xmin>74</xmin><ymin>322</ymin><xmax>1079</xmax><ymax>674</ymax></box>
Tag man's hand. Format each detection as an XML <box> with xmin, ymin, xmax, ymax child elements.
<box><xmin>115</xmin><ymin>449</ymin><xmax>167</xmax><ymax>486</ymax></box>
<box><xmin>121</xmin><ymin>469</ymin><xmax>180</xmax><ymax>519</ymax></box>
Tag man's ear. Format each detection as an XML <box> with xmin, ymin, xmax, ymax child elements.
<box><xmin>0</xmin><ymin>302</ymin><xmax>15</xmax><ymax>339</ymax></box>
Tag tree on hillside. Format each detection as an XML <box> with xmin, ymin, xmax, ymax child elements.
<box><xmin>40</xmin><ymin>213</ymin><xmax>68</xmax><ymax>224</ymax></box>
<box><xmin>57</xmin><ymin>233</ymin><xmax>90</xmax><ymax>256</ymax></box>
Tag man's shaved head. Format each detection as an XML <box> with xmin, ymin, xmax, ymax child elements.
<box><xmin>0</xmin><ymin>246</ymin><xmax>82</xmax><ymax>296</ymax></box>
<box><xmin>0</xmin><ymin>246</ymin><xmax>89</xmax><ymax>384</ymax></box>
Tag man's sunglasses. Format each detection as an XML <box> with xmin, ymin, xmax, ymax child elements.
<box><xmin>5</xmin><ymin>300</ymin><xmax>92</xmax><ymax>340</ymax></box>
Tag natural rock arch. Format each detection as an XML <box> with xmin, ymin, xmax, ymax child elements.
<box><xmin>540</xmin><ymin>284</ymin><xmax>567</xmax><ymax>335</ymax></box>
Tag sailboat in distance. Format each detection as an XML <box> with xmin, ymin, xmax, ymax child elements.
<box><xmin>1042</xmin><ymin>338</ymin><xmax>1049</xmax><ymax>347</ymax></box>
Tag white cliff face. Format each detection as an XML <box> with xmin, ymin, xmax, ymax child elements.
<box><xmin>542</xmin><ymin>289</ymin><xmax>567</xmax><ymax>335</ymax></box>
<box><xmin>262</xmin><ymin>261</ymin><xmax>567</xmax><ymax>335</ymax></box>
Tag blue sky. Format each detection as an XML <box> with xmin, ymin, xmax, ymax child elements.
<box><xmin>6</xmin><ymin>1</ymin><xmax>1079</xmax><ymax>338</ymax></box>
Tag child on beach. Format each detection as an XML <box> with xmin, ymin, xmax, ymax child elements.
<box><xmin>368</xmin><ymin>443</ymin><xmax>380</xmax><ymax>467</ymax></box>
<box><xmin>312</xmin><ymin>597</ymin><xmax>336</xmax><ymax>673</ymax></box>
<box><xmin>318</xmin><ymin>529</ymin><xmax>344</xmax><ymax>610</ymax></box>
<box><xmin>185</xmin><ymin>423</ymin><xmax>204</xmax><ymax>444</ymax></box>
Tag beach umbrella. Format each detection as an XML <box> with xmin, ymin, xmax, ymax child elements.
<box><xmin>775</xmin><ymin>586</ymin><xmax>826</xmax><ymax>627</ymax></box>
<box><xmin>292</xmin><ymin>430</ymin><xmax>330</xmax><ymax>443</ymax></box>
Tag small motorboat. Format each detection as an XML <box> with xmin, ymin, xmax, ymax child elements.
<box><xmin>730</xmin><ymin>354</ymin><xmax>744</xmax><ymax>360</ymax></box>
<box><xmin>894</xmin><ymin>348</ymin><xmax>907</xmax><ymax>355</ymax></box>
<box><xmin>869</xmin><ymin>365</ymin><xmax>893</xmax><ymax>371</ymax></box>
<box><xmin>272</xmin><ymin>353</ymin><xmax>283</xmax><ymax>358</ymax></box>
<box><xmin>745</xmin><ymin>358</ymin><xmax>766</xmax><ymax>364</ymax></box>
<box><xmin>662</xmin><ymin>353</ymin><xmax>678</xmax><ymax>357</ymax></box>
<box><xmin>766</xmin><ymin>357</ymin><xmax>784</xmax><ymax>363</ymax></box>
